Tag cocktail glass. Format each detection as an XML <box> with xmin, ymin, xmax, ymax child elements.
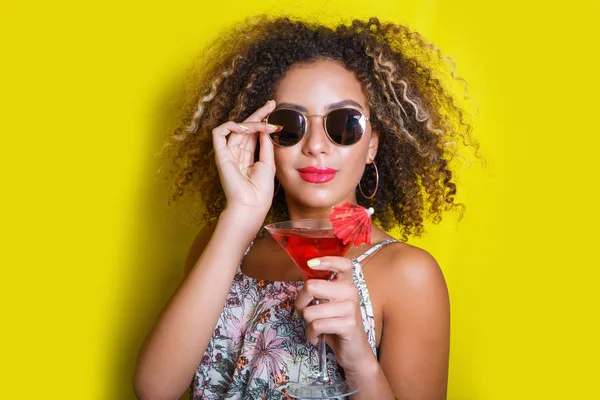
<box><xmin>264</xmin><ymin>218</ymin><xmax>359</xmax><ymax>399</ymax></box>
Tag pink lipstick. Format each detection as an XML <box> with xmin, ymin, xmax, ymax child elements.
<box><xmin>297</xmin><ymin>166</ymin><xmax>338</xmax><ymax>183</ymax></box>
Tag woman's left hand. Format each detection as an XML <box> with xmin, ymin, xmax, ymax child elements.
<box><xmin>294</xmin><ymin>256</ymin><xmax>374</xmax><ymax>375</ymax></box>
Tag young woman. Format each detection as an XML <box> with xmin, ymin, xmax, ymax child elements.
<box><xmin>134</xmin><ymin>15</ymin><xmax>474</xmax><ymax>400</ymax></box>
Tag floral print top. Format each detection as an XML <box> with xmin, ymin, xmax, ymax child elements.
<box><xmin>190</xmin><ymin>239</ymin><xmax>397</xmax><ymax>400</ymax></box>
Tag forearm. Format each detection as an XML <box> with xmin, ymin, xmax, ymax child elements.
<box><xmin>134</xmin><ymin>207</ymin><xmax>261</xmax><ymax>399</ymax></box>
<box><xmin>347</xmin><ymin>358</ymin><xmax>396</xmax><ymax>400</ymax></box>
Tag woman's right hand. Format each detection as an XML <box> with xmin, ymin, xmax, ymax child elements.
<box><xmin>212</xmin><ymin>100</ymin><xmax>280</xmax><ymax>218</ymax></box>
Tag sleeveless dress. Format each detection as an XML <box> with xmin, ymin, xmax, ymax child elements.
<box><xmin>190</xmin><ymin>239</ymin><xmax>397</xmax><ymax>400</ymax></box>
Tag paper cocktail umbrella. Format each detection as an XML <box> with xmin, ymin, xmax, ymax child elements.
<box><xmin>328</xmin><ymin>202</ymin><xmax>374</xmax><ymax>246</ymax></box>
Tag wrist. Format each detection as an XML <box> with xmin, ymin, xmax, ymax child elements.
<box><xmin>344</xmin><ymin>357</ymin><xmax>395</xmax><ymax>399</ymax></box>
<box><xmin>343</xmin><ymin>355</ymin><xmax>380</xmax><ymax>382</ymax></box>
<box><xmin>218</xmin><ymin>206</ymin><xmax>266</xmax><ymax>236</ymax></box>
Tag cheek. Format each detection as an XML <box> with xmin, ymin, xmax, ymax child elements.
<box><xmin>344</xmin><ymin>146</ymin><xmax>370</xmax><ymax>178</ymax></box>
<box><xmin>273</xmin><ymin>148</ymin><xmax>296</xmax><ymax>177</ymax></box>
<box><xmin>349</xmin><ymin>160</ymin><xmax>367</xmax><ymax>187</ymax></box>
<box><xmin>273</xmin><ymin>149</ymin><xmax>285</xmax><ymax>169</ymax></box>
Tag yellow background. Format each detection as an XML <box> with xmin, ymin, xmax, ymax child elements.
<box><xmin>1</xmin><ymin>0</ymin><xmax>598</xmax><ymax>399</ymax></box>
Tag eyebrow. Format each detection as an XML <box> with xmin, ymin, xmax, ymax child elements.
<box><xmin>275</xmin><ymin>99</ymin><xmax>365</xmax><ymax>113</ymax></box>
<box><xmin>327</xmin><ymin>100</ymin><xmax>364</xmax><ymax>111</ymax></box>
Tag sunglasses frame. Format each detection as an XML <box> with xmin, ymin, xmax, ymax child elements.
<box><xmin>264</xmin><ymin>106</ymin><xmax>370</xmax><ymax>147</ymax></box>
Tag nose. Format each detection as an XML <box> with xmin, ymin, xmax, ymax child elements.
<box><xmin>301</xmin><ymin>115</ymin><xmax>332</xmax><ymax>156</ymax></box>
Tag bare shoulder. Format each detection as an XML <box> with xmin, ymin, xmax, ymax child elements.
<box><xmin>385</xmin><ymin>242</ymin><xmax>445</xmax><ymax>283</ymax></box>
<box><xmin>183</xmin><ymin>220</ymin><xmax>218</xmax><ymax>275</ymax></box>
<box><xmin>372</xmin><ymin>242</ymin><xmax>449</xmax><ymax>308</ymax></box>
<box><xmin>369</xmin><ymin>240</ymin><xmax>450</xmax><ymax>396</ymax></box>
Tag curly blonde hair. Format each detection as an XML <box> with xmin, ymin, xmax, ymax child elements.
<box><xmin>158</xmin><ymin>15</ymin><xmax>477</xmax><ymax>241</ymax></box>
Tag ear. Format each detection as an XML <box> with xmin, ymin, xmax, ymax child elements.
<box><xmin>367</xmin><ymin>130</ymin><xmax>379</xmax><ymax>164</ymax></box>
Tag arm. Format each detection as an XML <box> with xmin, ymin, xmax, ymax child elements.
<box><xmin>133</xmin><ymin>209</ymin><xmax>259</xmax><ymax>399</ymax></box>
<box><xmin>371</xmin><ymin>247</ymin><xmax>451</xmax><ymax>400</ymax></box>
<box><xmin>133</xmin><ymin>100</ymin><xmax>279</xmax><ymax>400</ymax></box>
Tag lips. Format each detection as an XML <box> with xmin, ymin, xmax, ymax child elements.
<box><xmin>297</xmin><ymin>166</ymin><xmax>338</xmax><ymax>183</ymax></box>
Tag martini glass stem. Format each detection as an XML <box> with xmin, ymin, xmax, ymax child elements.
<box><xmin>314</xmin><ymin>298</ymin><xmax>330</xmax><ymax>385</ymax></box>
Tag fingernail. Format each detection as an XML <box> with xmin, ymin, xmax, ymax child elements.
<box><xmin>266</xmin><ymin>99</ymin><xmax>275</xmax><ymax>105</ymax></box>
<box><xmin>238</xmin><ymin>124</ymin><xmax>250</xmax><ymax>130</ymax></box>
<box><xmin>266</xmin><ymin>123</ymin><xmax>283</xmax><ymax>132</ymax></box>
<box><xmin>307</xmin><ymin>259</ymin><xmax>320</xmax><ymax>268</ymax></box>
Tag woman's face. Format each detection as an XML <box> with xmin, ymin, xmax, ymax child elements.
<box><xmin>272</xmin><ymin>59</ymin><xmax>378</xmax><ymax>217</ymax></box>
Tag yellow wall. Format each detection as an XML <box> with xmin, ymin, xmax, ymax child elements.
<box><xmin>2</xmin><ymin>1</ymin><xmax>598</xmax><ymax>399</ymax></box>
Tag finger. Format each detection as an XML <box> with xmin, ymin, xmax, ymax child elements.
<box><xmin>306</xmin><ymin>317</ymin><xmax>356</xmax><ymax>345</ymax></box>
<box><xmin>294</xmin><ymin>285</ymin><xmax>313</xmax><ymax>316</ymax></box>
<box><xmin>302</xmin><ymin>300</ymin><xmax>357</xmax><ymax>324</ymax></box>
<box><xmin>240</xmin><ymin>132</ymin><xmax>258</xmax><ymax>167</ymax></box>
<box><xmin>212</xmin><ymin>121</ymin><xmax>253</xmax><ymax>153</ymax></box>
<box><xmin>306</xmin><ymin>257</ymin><xmax>354</xmax><ymax>282</ymax></box>
<box><xmin>236</xmin><ymin>121</ymin><xmax>280</xmax><ymax>167</ymax></box>
<box><xmin>295</xmin><ymin>280</ymin><xmax>357</xmax><ymax>309</ymax></box>
<box><xmin>243</xmin><ymin>99</ymin><xmax>277</xmax><ymax>122</ymax></box>
<box><xmin>226</xmin><ymin>121</ymin><xmax>279</xmax><ymax>151</ymax></box>
<box><xmin>237</xmin><ymin>121</ymin><xmax>283</xmax><ymax>133</ymax></box>
<box><xmin>228</xmin><ymin>121</ymin><xmax>282</xmax><ymax>144</ymax></box>
<box><xmin>258</xmin><ymin>131</ymin><xmax>275</xmax><ymax>173</ymax></box>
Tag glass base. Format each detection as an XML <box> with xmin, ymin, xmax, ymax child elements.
<box><xmin>285</xmin><ymin>379</ymin><xmax>359</xmax><ymax>399</ymax></box>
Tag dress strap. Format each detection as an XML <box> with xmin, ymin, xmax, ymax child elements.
<box><xmin>354</xmin><ymin>239</ymin><xmax>398</xmax><ymax>264</ymax></box>
<box><xmin>349</xmin><ymin>238</ymin><xmax>397</xmax><ymax>356</ymax></box>
<box><xmin>236</xmin><ymin>240</ymin><xmax>255</xmax><ymax>274</ymax></box>
<box><xmin>244</xmin><ymin>240</ymin><xmax>255</xmax><ymax>256</ymax></box>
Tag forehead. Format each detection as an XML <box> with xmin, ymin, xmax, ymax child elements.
<box><xmin>273</xmin><ymin>59</ymin><xmax>368</xmax><ymax>111</ymax></box>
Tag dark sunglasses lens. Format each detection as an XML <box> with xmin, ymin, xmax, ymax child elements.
<box><xmin>267</xmin><ymin>110</ymin><xmax>305</xmax><ymax>146</ymax></box>
<box><xmin>326</xmin><ymin>108</ymin><xmax>366</xmax><ymax>145</ymax></box>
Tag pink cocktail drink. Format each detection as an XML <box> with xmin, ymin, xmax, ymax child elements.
<box><xmin>264</xmin><ymin>218</ymin><xmax>359</xmax><ymax>398</ymax></box>
<box><xmin>269</xmin><ymin>228</ymin><xmax>351</xmax><ymax>281</ymax></box>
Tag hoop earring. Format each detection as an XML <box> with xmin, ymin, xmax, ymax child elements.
<box><xmin>273</xmin><ymin>180</ymin><xmax>281</xmax><ymax>198</ymax></box>
<box><xmin>359</xmin><ymin>161</ymin><xmax>378</xmax><ymax>200</ymax></box>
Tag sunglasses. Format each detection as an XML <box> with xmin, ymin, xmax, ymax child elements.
<box><xmin>264</xmin><ymin>107</ymin><xmax>370</xmax><ymax>147</ymax></box>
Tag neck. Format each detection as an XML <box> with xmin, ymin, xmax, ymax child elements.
<box><xmin>285</xmin><ymin>194</ymin><xmax>359</xmax><ymax>220</ymax></box>
<box><xmin>288</xmin><ymin>207</ymin><xmax>332</xmax><ymax>220</ymax></box>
